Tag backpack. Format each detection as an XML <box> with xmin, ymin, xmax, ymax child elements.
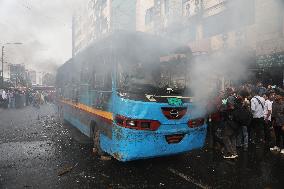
<box><xmin>234</xmin><ymin>106</ymin><xmax>252</xmax><ymax>126</ymax></box>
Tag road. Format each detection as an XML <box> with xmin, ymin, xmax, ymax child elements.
<box><xmin>0</xmin><ymin>104</ymin><xmax>284</xmax><ymax>189</ymax></box>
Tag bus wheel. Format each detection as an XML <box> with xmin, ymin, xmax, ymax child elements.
<box><xmin>93</xmin><ymin>129</ymin><xmax>104</xmax><ymax>156</ymax></box>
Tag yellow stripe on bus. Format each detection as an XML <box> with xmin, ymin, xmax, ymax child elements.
<box><xmin>60</xmin><ymin>99</ymin><xmax>113</xmax><ymax>121</ymax></box>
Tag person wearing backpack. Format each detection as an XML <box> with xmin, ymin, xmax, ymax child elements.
<box><xmin>235</xmin><ymin>97</ymin><xmax>252</xmax><ymax>151</ymax></box>
<box><xmin>250</xmin><ymin>89</ymin><xmax>265</xmax><ymax>147</ymax></box>
<box><xmin>263</xmin><ymin>92</ymin><xmax>273</xmax><ymax>147</ymax></box>
<box><xmin>222</xmin><ymin>89</ymin><xmax>239</xmax><ymax>159</ymax></box>
<box><xmin>270</xmin><ymin>95</ymin><xmax>284</xmax><ymax>154</ymax></box>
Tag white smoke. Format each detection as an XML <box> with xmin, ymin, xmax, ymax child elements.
<box><xmin>174</xmin><ymin>0</ymin><xmax>284</xmax><ymax>117</ymax></box>
<box><xmin>0</xmin><ymin>0</ymin><xmax>86</xmax><ymax>73</ymax></box>
<box><xmin>188</xmin><ymin>48</ymin><xmax>254</xmax><ymax>117</ymax></box>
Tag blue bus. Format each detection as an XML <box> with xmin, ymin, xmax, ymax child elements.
<box><xmin>56</xmin><ymin>32</ymin><xmax>207</xmax><ymax>161</ymax></box>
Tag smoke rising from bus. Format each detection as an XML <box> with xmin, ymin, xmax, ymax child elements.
<box><xmin>187</xmin><ymin>49</ymin><xmax>254</xmax><ymax>117</ymax></box>
<box><xmin>173</xmin><ymin>0</ymin><xmax>284</xmax><ymax>117</ymax></box>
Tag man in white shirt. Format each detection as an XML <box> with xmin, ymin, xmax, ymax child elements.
<box><xmin>1</xmin><ymin>89</ymin><xmax>9</xmax><ymax>109</ymax></box>
<box><xmin>263</xmin><ymin>92</ymin><xmax>273</xmax><ymax>146</ymax></box>
<box><xmin>2</xmin><ymin>90</ymin><xmax>7</xmax><ymax>100</ymax></box>
<box><xmin>250</xmin><ymin>90</ymin><xmax>265</xmax><ymax>146</ymax></box>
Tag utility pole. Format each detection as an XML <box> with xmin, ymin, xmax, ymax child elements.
<box><xmin>1</xmin><ymin>46</ymin><xmax>4</xmax><ymax>86</ymax></box>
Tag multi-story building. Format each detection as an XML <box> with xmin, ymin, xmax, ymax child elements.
<box><xmin>9</xmin><ymin>64</ymin><xmax>26</xmax><ymax>87</ymax></box>
<box><xmin>3</xmin><ymin>63</ymin><xmax>11</xmax><ymax>81</ymax></box>
<box><xmin>143</xmin><ymin>0</ymin><xmax>183</xmax><ymax>34</ymax></box>
<box><xmin>73</xmin><ymin>0</ymin><xmax>111</xmax><ymax>55</ymax></box>
<box><xmin>42</xmin><ymin>73</ymin><xmax>55</xmax><ymax>86</ymax></box>
<box><xmin>73</xmin><ymin>0</ymin><xmax>139</xmax><ymax>56</ymax></box>
<box><xmin>136</xmin><ymin>0</ymin><xmax>155</xmax><ymax>32</ymax></box>
<box><xmin>27</xmin><ymin>70</ymin><xmax>36</xmax><ymax>85</ymax></box>
<box><xmin>73</xmin><ymin>0</ymin><xmax>284</xmax><ymax>69</ymax></box>
<box><xmin>139</xmin><ymin>0</ymin><xmax>284</xmax><ymax>85</ymax></box>
<box><xmin>143</xmin><ymin>0</ymin><xmax>284</xmax><ymax>57</ymax></box>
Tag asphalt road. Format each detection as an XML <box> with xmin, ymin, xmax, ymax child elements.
<box><xmin>0</xmin><ymin>104</ymin><xmax>284</xmax><ymax>189</ymax></box>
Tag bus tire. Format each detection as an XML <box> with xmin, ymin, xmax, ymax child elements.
<box><xmin>92</xmin><ymin>127</ymin><xmax>104</xmax><ymax>156</ymax></box>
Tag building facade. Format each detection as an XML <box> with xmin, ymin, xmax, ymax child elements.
<box><xmin>28</xmin><ymin>70</ymin><xmax>36</xmax><ymax>85</ymax></box>
<box><xmin>42</xmin><ymin>73</ymin><xmax>55</xmax><ymax>86</ymax></box>
<box><xmin>142</xmin><ymin>0</ymin><xmax>284</xmax><ymax>57</ymax></box>
<box><xmin>72</xmin><ymin>0</ymin><xmax>284</xmax><ymax>68</ymax></box>
<box><xmin>73</xmin><ymin>0</ymin><xmax>139</xmax><ymax>56</ymax></box>
<box><xmin>9</xmin><ymin>64</ymin><xmax>26</xmax><ymax>87</ymax></box>
<box><xmin>136</xmin><ymin>0</ymin><xmax>155</xmax><ymax>32</ymax></box>
<box><xmin>73</xmin><ymin>0</ymin><xmax>112</xmax><ymax>56</ymax></box>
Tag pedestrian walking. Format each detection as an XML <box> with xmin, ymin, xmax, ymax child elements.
<box><xmin>270</xmin><ymin>95</ymin><xmax>284</xmax><ymax>154</ymax></box>
<box><xmin>32</xmin><ymin>91</ymin><xmax>41</xmax><ymax>108</ymax></box>
<box><xmin>250</xmin><ymin>89</ymin><xmax>265</xmax><ymax>147</ymax></box>
<box><xmin>10</xmin><ymin>90</ymin><xmax>15</xmax><ymax>108</ymax></box>
<box><xmin>235</xmin><ymin>97</ymin><xmax>252</xmax><ymax>151</ymax></box>
<box><xmin>222</xmin><ymin>109</ymin><xmax>239</xmax><ymax>159</ymax></box>
<box><xmin>263</xmin><ymin>92</ymin><xmax>273</xmax><ymax>147</ymax></box>
<box><xmin>25</xmin><ymin>90</ymin><xmax>30</xmax><ymax>106</ymax></box>
<box><xmin>2</xmin><ymin>89</ymin><xmax>8</xmax><ymax>109</ymax></box>
<box><xmin>8</xmin><ymin>90</ymin><xmax>14</xmax><ymax>108</ymax></box>
<box><xmin>207</xmin><ymin>92</ymin><xmax>223</xmax><ymax>150</ymax></box>
<box><xmin>222</xmin><ymin>88</ymin><xmax>239</xmax><ymax>159</ymax></box>
<box><xmin>256</xmin><ymin>82</ymin><xmax>267</xmax><ymax>96</ymax></box>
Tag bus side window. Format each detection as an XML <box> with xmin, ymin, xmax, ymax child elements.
<box><xmin>104</xmin><ymin>71</ymin><xmax>112</xmax><ymax>91</ymax></box>
<box><xmin>93</xmin><ymin>72</ymin><xmax>104</xmax><ymax>90</ymax></box>
<box><xmin>93</xmin><ymin>70</ymin><xmax>112</xmax><ymax>110</ymax></box>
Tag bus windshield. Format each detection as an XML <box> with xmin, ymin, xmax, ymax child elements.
<box><xmin>117</xmin><ymin>56</ymin><xmax>190</xmax><ymax>96</ymax></box>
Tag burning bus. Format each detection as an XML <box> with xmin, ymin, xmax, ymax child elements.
<box><xmin>56</xmin><ymin>32</ymin><xmax>207</xmax><ymax>161</ymax></box>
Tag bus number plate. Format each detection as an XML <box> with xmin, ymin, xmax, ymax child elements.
<box><xmin>167</xmin><ymin>98</ymin><xmax>183</xmax><ymax>106</ymax></box>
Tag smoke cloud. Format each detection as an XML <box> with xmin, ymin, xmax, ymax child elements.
<box><xmin>1</xmin><ymin>0</ymin><xmax>283</xmax><ymax>116</ymax></box>
<box><xmin>167</xmin><ymin>0</ymin><xmax>284</xmax><ymax>117</ymax></box>
<box><xmin>0</xmin><ymin>0</ymin><xmax>86</xmax><ymax>73</ymax></box>
<box><xmin>188</xmin><ymin>48</ymin><xmax>254</xmax><ymax>117</ymax></box>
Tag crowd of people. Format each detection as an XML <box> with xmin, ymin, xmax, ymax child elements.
<box><xmin>2</xmin><ymin>82</ymin><xmax>284</xmax><ymax>160</ymax></box>
<box><xmin>208</xmin><ymin>82</ymin><xmax>284</xmax><ymax>159</ymax></box>
<box><xmin>0</xmin><ymin>88</ymin><xmax>55</xmax><ymax>109</ymax></box>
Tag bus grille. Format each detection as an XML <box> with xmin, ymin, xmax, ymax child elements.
<box><xmin>165</xmin><ymin>134</ymin><xmax>185</xmax><ymax>144</ymax></box>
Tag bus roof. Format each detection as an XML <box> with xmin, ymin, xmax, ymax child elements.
<box><xmin>72</xmin><ymin>31</ymin><xmax>192</xmax><ymax>66</ymax></box>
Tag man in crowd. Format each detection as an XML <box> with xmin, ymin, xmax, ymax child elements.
<box><xmin>222</xmin><ymin>88</ymin><xmax>239</xmax><ymax>159</ymax></box>
<box><xmin>250</xmin><ymin>89</ymin><xmax>265</xmax><ymax>147</ymax></box>
<box><xmin>235</xmin><ymin>97</ymin><xmax>252</xmax><ymax>151</ymax></box>
<box><xmin>207</xmin><ymin>91</ymin><xmax>223</xmax><ymax>150</ymax></box>
<box><xmin>270</xmin><ymin>95</ymin><xmax>284</xmax><ymax>154</ymax></box>
<box><xmin>1</xmin><ymin>89</ymin><xmax>8</xmax><ymax>108</ymax></box>
<box><xmin>263</xmin><ymin>92</ymin><xmax>273</xmax><ymax>147</ymax></box>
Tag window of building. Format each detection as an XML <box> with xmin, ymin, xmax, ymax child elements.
<box><xmin>145</xmin><ymin>7</ymin><xmax>155</xmax><ymax>25</ymax></box>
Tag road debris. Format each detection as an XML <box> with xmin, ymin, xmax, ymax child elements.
<box><xmin>168</xmin><ymin>168</ymin><xmax>211</xmax><ymax>189</ymax></box>
<box><xmin>57</xmin><ymin>163</ymin><xmax>78</xmax><ymax>176</ymax></box>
